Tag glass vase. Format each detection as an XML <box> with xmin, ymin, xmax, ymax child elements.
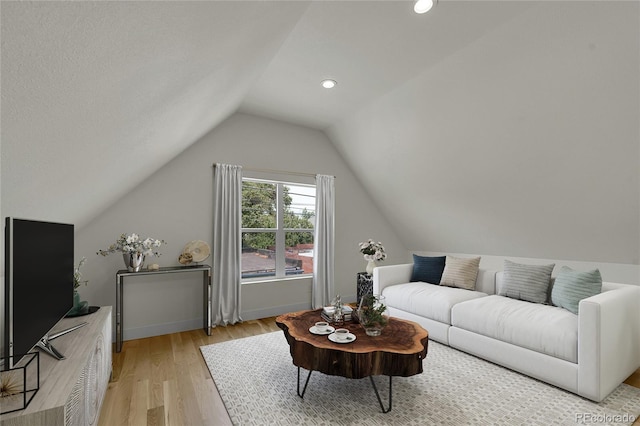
<box><xmin>357</xmin><ymin>294</ymin><xmax>389</xmax><ymax>336</ymax></box>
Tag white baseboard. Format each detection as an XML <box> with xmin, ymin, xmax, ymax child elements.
<box><xmin>118</xmin><ymin>298</ymin><xmax>363</xmax><ymax>341</ymax></box>
<box><xmin>122</xmin><ymin>318</ymin><xmax>203</xmax><ymax>341</ymax></box>
<box><xmin>239</xmin><ymin>295</ymin><xmax>360</xmax><ymax>322</ymax></box>
<box><xmin>240</xmin><ymin>302</ymin><xmax>311</xmax><ymax>321</ymax></box>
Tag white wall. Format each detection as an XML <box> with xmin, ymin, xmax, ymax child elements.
<box><xmin>74</xmin><ymin>113</ymin><xmax>405</xmax><ymax>341</ymax></box>
<box><xmin>0</xmin><ymin>139</ymin><xmax>3</xmax><ymax>357</ymax></box>
<box><xmin>328</xmin><ymin>2</ymin><xmax>640</xmax><ymax>270</ymax></box>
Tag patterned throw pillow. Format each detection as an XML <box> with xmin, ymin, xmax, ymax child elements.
<box><xmin>551</xmin><ymin>266</ymin><xmax>602</xmax><ymax>314</ymax></box>
<box><xmin>411</xmin><ymin>255</ymin><xmax>446</xmax><ymax>284</ymax></box>
<box><xmin>498</xmin><ymin>260</ymin><xmax>554</xmax><ymax>304</ymax></box>
<box><xmin>439</xmin><ymin>256</ymin><xmax>481</xmax><ymax>290</ymax></box>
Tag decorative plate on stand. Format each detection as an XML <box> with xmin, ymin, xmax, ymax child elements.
<box><xmin>181</xmin><ymin>240</ymin><xmax>211</xmax><ymax>264</ymax></box>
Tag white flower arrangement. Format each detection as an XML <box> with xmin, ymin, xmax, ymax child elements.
<box><xmin>97</xmin><ymin>233</ymin><xmax>166</xmax><ymax>257</ymax></box>
<box><xmin>359</xmin><ymin>239</ymin><xmax>387</xmax><ymax>262</ymax></box>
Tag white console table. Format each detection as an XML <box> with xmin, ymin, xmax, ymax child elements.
<box><xmin>115</xmin><ymin>265</ymin><xmax>212</xmax><ymax>352</ymax></box>
<box><xmin>0</xmin><ymin>307</ymin><xmax>112</xmax><ymax>426</ymax></box>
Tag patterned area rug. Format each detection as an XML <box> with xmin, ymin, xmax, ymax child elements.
<box><xmin>200</xmin><ymin>332</ymin><xmax>640</xmax><ymax>425</ymax></box>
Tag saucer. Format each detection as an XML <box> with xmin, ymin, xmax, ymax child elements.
<box><xmin>309</xmin><ymin>325</ymin><xmax>335</xmax><ymax>335</ymax></box>
<box><xmin>328</xmin><ymin>332</ymin><xmax>356</xmax><ymax>343</ymax></box>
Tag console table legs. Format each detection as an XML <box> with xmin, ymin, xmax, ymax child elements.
<box><xmin>115</xmin><ymin>266</ymin><xmax>212</xmax><ymax>353</ymax></box>
<box><xmin>295</xmin><ymin>368</ymin><xmax>393</xmax><ymax>413</ymax></box>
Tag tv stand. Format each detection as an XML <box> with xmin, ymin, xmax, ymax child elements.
<box><xmin>35</xmin><ymin>322</ymin><xmax>88</xmax><ymax>360</ymax></box>
<box><xmin>0</xmin><ymin>307</ymin><xmax>111</xmax><ymax>426</ymax></box>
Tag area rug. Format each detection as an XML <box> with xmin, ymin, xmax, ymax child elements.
<box><xmin>200</xmin><ymin>332</ymin><xmax>640</xmax><ymax>425</ymax></box>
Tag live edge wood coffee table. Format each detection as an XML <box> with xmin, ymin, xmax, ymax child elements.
<box><xmin>276</xmin><ymin>309</ymin><xmax>429</xmax><ymax>413</ymax></box>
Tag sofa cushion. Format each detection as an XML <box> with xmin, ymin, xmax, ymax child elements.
<box><xmin>440</xmin><ymin>256</ymin><xmax>481</xmax><ymax>290</ymax></box>
<box><xmin>382</xmin><ymin>281</ymin><xmax>487</xmax><ymax>324</ymax></box>
<box><xmin>451</xmin><ymin>295</ymin><xmax>578</xmax><ymax>363</ymax></box>
<box><xmin>551</xmin><ymin>266</ymin><xmax>602</xmax><ymax>314</ymax></box>
<box><xmin>411</xmin><ymin>255</ymin><xmax>446</xmax><ymax>284</ymax></box>
<box><xmin>497</xmin><ymin>260</ymin><xmax>555</xmax><ymax>304</ymax></box>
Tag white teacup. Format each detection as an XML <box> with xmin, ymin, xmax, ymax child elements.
<box><xmin>334</xmin><ymin>328</ymin><xmax>350</xmax><ymax>341</ymax></box>
<box><xmin>315</xmin><ymin>321</ymin><xmax>329</xmax><ymax>332</ymax></box>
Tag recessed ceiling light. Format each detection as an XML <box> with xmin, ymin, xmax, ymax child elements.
<box><xmin>414</xmin><ymin>0</ymin><xmax>435</xmax><ymax>14</ymax></box>
<box><xmin>321</xmin><ymin>79</ymin><xmax>337</xmax><ymax>89</ymax></box>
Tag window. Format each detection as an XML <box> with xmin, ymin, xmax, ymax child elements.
<box><xmin>241</xmin><ymin>178</ymin><xmax>315</xmax><ymax>280</ymax></box>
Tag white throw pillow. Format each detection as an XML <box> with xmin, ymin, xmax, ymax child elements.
<box><xmin>440</xmin><ymin>256</ymin><xmax>481</xmax><ymax>290</ymax></box>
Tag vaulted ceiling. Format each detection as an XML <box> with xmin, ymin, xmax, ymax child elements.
<box><xmin>239</xmin><ymin>1</ymin><xmax>531</xmax><ymax>129</ymax></box>
<box><xmin>2</xmin><ymin>1</ymin><xmax>638</xmax><ymax>264</ymax></box>
<box><xmin>1</xmin><ymin>0</ymin><xmax>530</xmax><ymax>227</ymax></box>
<box><xmin>1</xmin><ymin>0</ymin><xmax>309</xmax><ymax>228</ymax></box>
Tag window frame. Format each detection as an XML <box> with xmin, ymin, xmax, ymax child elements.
<box><xmin>241</xmin><ymin>177</ymin><xmax>315</xmax><ymax>282</ymax></box>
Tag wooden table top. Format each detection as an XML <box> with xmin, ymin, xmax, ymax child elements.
<box><xmin>276</xmin><ymin>309</ymin><xmax>429</xmax><ymax>379</ymax></box>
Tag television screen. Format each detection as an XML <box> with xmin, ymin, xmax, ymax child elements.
<box><xmin>4</xmin><ymin>218</ymin><xmax>74</xmax><ymax>366</ymax></box>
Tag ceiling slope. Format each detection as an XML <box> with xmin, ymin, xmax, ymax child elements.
<box><xmin>327</xmin><ymin>1</ymin><xmax>640</xmax><ymax>264</ymax></box>
<box><xmin>1</xmin><ymin>1</ymin><xmax>308</xmax><ymax>229</ymax></box>
<box><xmin>240</xmin><ymin>0</ymin><xmax>531</xmax><ymax>130</ymax></box>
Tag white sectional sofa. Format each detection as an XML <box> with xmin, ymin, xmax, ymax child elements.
<box><xmin>373</xmin><ymin>262</ymin><xmax>640</xmax><ymax>402</ymax></box>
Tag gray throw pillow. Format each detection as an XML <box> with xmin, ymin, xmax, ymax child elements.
<box><xmin>499</xmin><ymin>260</ymin><xmax>554</xmax><ymax>304</ymax></box>
<box><xmin>551</xmin><ymin>266</ymin><xmax>602</xmax><ymax>314</ymax></box>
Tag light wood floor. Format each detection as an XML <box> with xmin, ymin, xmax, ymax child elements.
<box><xmin>99</xmin><ymin>318</ymin><xmax>640</xmax><ymax>426</ymax></box>
<box><xmin>98</xmin><ymin>318</ymin><xmax>280</xmax><ymax>426</ymax></box>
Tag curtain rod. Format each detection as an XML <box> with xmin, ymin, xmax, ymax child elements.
<box><xmin>214</xmin><ymin>164</ymin><xmax>335</xmax><ymax>179</ymax></box>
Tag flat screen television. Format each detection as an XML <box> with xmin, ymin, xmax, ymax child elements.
<box><xmin>3</xmin><ymin>217</ymin><xmax>85</xmax><ymax>368</ymax></box>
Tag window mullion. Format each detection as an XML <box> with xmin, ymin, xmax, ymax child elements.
<box><xmin>275</xmin><ymin>183</ymin><xmax>285</xmax><ymax>277</ymax></box>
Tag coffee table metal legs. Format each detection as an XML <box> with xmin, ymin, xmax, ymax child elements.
<box><xmin>370</xmin><ymin>375</ymin><xmax>392</xmax><ymax>413</ymax></box>
<box><xmin>296</xmin><ymin>367</ymin><xmax>393</xmax><ymax>413</ymax></box>
<box><xmin>297</xmin><ymin>367</ymin><xmax>313</xmax><ymax>398</ymax></box>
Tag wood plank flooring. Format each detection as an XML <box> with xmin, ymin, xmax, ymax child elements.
<box><xmin>99</xmin><ymin>318</ymin><xmax>279</xmax><ymax>426</ymax></box>
<box><xmin>99</xmin><ymin>318</ymin><xmax>640</xmax><ymax>426</ymax></box>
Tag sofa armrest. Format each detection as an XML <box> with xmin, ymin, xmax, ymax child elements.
<box><xmin>578</xmin><ymin>284</ymin><xmax>640</xmax><ymax>401</ymax></box>
<box><xmin>373</xmin><ymin>263</ymin><xmax>413</xmax><ymax>295</ymax></box>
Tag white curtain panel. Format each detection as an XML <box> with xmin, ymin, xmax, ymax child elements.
<box><xmin>212</xmin><ymin>163</ymin><xmax>243</xmax><ymax>326</ymax></box>
<box><xmin>312</xmin><ymin>174</ymin><xmax>335</xmax><ymax>308</ymax></box>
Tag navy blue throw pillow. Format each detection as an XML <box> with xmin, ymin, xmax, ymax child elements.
<box><xmin>411</xmin><ymin>255</ymin><xmax>446</xmax><ymax>284</ymax></box>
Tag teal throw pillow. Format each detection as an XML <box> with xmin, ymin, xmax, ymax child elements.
<box><xmin>551</xmin><ymin>266</ymin><xmax>602</xmax><ymax>314</ymax></box>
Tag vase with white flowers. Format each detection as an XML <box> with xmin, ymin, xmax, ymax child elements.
<box><xmin>97</xmin><ymin>233</ymin><xmax>166</xmax><ymax>272</ymax></box>
<box><xmin>359</xmin><ymin>239</ymin><xmax>387</xmax><ymax>275</ymax></box>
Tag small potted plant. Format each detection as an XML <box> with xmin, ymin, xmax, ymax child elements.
<box><xmin>357</xmin><ymin>294</ymin><xmax>389</xmax><ymax>336</ymax></box>
<box><xmin>74</xmin><ymin>257</ymin><xmax>88</xmax><ymax>290</ymax></box>
<box><xmin>68</xmin><ymin>257</ymin><xmax>89</xmax><ymax>316</ymax></box>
